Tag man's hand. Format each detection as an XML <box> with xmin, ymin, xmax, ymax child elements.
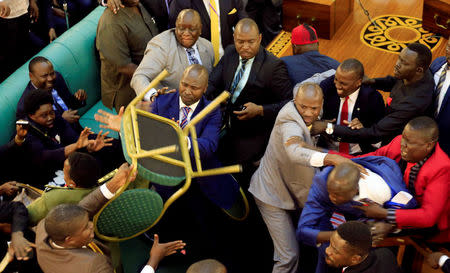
<box><xmin>62</xmin><ymin>109</ymin><xmax>80</xmax><ymax>123</ymax></box>
<box><xmin>353</xmin><ymin>203</ymin><xmax>388</xmax><ymax>219</ymax></box>
<box><xmin>95</xmin><ymin>107</ymin><xmax>124</xmax><ymax>133</ymax></box>
<box><xmin>342</xmin><ymin>118</ymin><xmax>363</xmax><ymax>130</ymax></box>
<box><xmin>0</xmin><ymin>2</ymin><xmax>11</xmax><ymax>18</ymax></box>
<box><xmin>74</xmin><ymin>89</ymin><xmax>87</xmax><ymax>102</ymax></box>
<box><xmin>310</xmin><ymin>120</ymin><xmax>328</xmax><ymax>135</ymax></box>
<box><xmin>233</xmin><ymin>102</ymin><xmax>263</xmax><ymax>120</ymax></box>
<box><xmin>0</xmin><ymin>182</ymin><xmax>19</xmax><ymax>196</ymax></box>
<box><xmin>370</xmin><ymin>222</ymin><xmax>394</xmax><ymax>245</ymax></box>
<box><xmin>87</xmin><ymin>130</ymin><xmax>113</xmax><ymax>153</ymax></box>
<box><xmin>11</xmin><ymin>232</ymin><xmax>35</xmax><ymax>261</ymax></box>
<box><xmin>49</xmin><ymin>28</ymin><xmax>58</xmax><ymax>42</ymax></box>
<box><xmin>427</xmin><ymin>252</ymin><xmax>445</xmax><ymax>269</ymax></box>
<box><xmin>106</xmin><ymin>163</ymin><xmax>137</xmax><ymax>193</ymax></box>
<box><xmin>148</xmin><ymin>234</ymin><xmax>186</xmax><ymax>270</ymax></box>
<box><xmin>323</xmin><ymin>154</ymin><xmax>368</xmax><ymax>176</ymax></box>
<box><xmin>76</xmin><ymin>127</ymin><xmax>93</xmax><ymax>149</ymax></box>
<box><xmin>51</xmin><ymin>6</ymin><xmax>65</xmax><ymax>18</ymax></box>
<box><xmin>107</xmin><ymin>0</ymin><xmax>125</xmax><ymax>14</ymax></box>
<box><xmin>152</xmin><ymin>87</ymin><xmax>176</xmax><ymax>102</ymax></box>
<box><xmin>29</xmin><ymin>0</ymin><xmax>39</xmax><ymax>22</ymax></box>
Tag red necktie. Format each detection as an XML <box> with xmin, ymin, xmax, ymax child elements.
<box><xmin>339</xmin><ymin>96</ymin><xmax>350</xmax><ymax>154</ymax></box>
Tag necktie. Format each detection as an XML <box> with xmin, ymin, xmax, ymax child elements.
<box><xmin>179</xmin><ymin>106</ymin><xmax>191</xmax><ymax>129</ymax></box>
<box><xmin>186</xmin><ymin>48</ymin><xmax>199</xmax><ymax>65</ymax></box>
<box><xmin>209</xmin><ymin>0</ymin><xmax>220</xmax><ymax>65</ymax></box>
<box><xmin>339</xmin><ymin>96</ymin><xmax>350</xmax><ymax>154</ymax></box>
<box><xmin>51</xmin><ymin>89</ymin><xmax>69</xmax><ymax>112</ymax></box>
<box><xmin>434</xmin><ymin>63</ymin><xmax>448</xmax><ymax>117</ymax></box>
<box><xmin>230</xmin><ymin>59</ymin><xmax>248</xmax><ymax>103</ymax></box>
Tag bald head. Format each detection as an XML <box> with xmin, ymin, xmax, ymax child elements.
<box><xmin>235</xmin><ymin>18</ymin><xmax>259</xmax><ymax>35</ymax></box>
<box><xmin>327</xmin><ymin>163</ymin><xmax>360</xmax><ymax>192</ymax></box>
<box><xmin>179</xmin><ymin>64</ymin><xmax>209</xmax><ymax>105</ymax></box>
<box><xmin>182</xmin><ymin>64</ymin><xmax>209</xmax><ymax>86</ymax></box>
<box><xmin>176</xmin><ymin>9</ymin><xmax>201</xmax><ymax>26</ymax></box>
<box><xmin>295</xmin><ymin>83</ymin><xmax>323</xmax><ymax>101</ymax></box>
<box><xmin>187</xmin><ymin>259</ymin><xmax>227</xmax><ymax>273</ymax></box>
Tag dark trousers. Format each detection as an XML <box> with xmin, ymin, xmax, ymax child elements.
<box><xmin>0</xmin><ymin>14</ymin><xmax>30</xmax><ymax>82</ymax></box>
<box><xmin>246</xmin><ymin>0</ymin><xmax>282</xmax><ymax>46</ymax></box>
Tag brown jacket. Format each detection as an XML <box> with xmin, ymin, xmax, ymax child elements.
<box><xmin>36</xmin><ymin>188</ymin><xmax>113</xmax><ymax>273</ymax></box>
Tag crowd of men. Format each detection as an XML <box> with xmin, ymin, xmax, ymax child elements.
<box><xmin>0</xmin><ymin>0</ymin><xmax>449</xmax><ymax>273</ymax></box>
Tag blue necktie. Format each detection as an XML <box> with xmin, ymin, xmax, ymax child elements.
<box><xmin>51</xmin><ymin>89</ymin><xmax>69</xmax><ymax>112</ymax></box>
<box><xmin>179</xmin><ymin>106</ymin><xmax>191</xmax><ymax>128</ymax></box>
<box><xmin>230</xmin><ymin>59</ymin><xmax>248</xmax><ymax>103</ymax></box>
<box><xmin>186</xmin><ymin>48</ymin><xmax>199</xmax><ymax>65</ymax></box>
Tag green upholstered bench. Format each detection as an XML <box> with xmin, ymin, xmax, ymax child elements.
<box><xmin>0</xmin><ymin>6</ymin><xmax>118</xmax><ymax>145</ymax></box>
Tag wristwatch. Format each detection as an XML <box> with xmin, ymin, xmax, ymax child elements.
<box><xmin>325</xmin><ymin>123</ymin><xmax>334</xmax><ymax>135</ymax></box>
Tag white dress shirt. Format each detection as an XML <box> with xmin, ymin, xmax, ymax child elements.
<box><xmin>336</xmin><ymin>89</ymin><xmax>362</xmax><ymax>154</ymax></box>
<box><xmin>434</xmin><ymin>62</ymin><xmax>450</xmax><ymax>114</ymax></box>
<box><xmin>202</xmin><ymin>0</ymin><xmax>224</xmax><ymax>58</ymax></box>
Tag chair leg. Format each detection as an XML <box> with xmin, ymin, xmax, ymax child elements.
<box><xmin>397</xmin><ymin>245</ymin><xmax>406</xmax><ymax>266</ymax></box>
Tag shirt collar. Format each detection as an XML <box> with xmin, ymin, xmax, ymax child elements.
<box><xmin>179</xmin><ymin>96</ymin><xmax>200</xmax><ymax>113</ymax></box>
<box><xmin>238</xmin><ymin>55</ymin><xmax>255</xmax><ymax>66</ymax></box>
<box><xmin>341</xmin><ymin>87</ymin><xmax>360</xmax><ymax>103</ymax></box>
<box><xmin>184</xmin><ymin>43</ymin><xmax>199</xmax><ymax>52</ymax></box>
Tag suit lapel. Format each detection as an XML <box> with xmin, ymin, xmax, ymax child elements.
<box><xmin>225</xmin><ymin>50</ymin><xmax>241</xmax><ymax>89</ymax></box>
<box><xmin>167</xmin><ymin>93</ymin><xmax>180</xmax><ymax>121</ymax></box>
<box><xmin>245</xmin><ymin>46</ymin><xmax>264</xmax><ymax>89</ymax></box>
<box><xmin>437</xmin><ymin>86</ymin><xmax>450</xmax><ymax>119</ymax></box>
<box><xmin>177</xmin><ymin>43</ymin><xmax>189</xmax><ymax>69</ymax></box>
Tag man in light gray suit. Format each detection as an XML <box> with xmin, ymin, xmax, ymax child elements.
<box><xmin>249</xmin><ymin>83</ymin><xmax>365</xmax><ymax>273</ymax></box>
<box><xmin>131</xmin><ymin>9</ymin><xmax>215</xmax><ymax>97</ymax></box>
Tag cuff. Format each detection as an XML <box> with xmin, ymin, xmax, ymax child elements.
<box><xmin>143</xmin><ymin>88</ymin><xmax>157</xmax><ymax>101</ymax></box>
<box><xmin>439</xmin><ymin>255</ymin><xmax>449</xmax><ymax>268</ymax></box>
<box><xmin>140</xmin><ymin>265</ymin><xmax>155</xmax><ymax>273</ymax></box>
<box><xmin>309</xmin><ymin>152</ymin><xmax>326</xmax><ymax>167</ymax></box>
<box><xmin>386</xmin><ymin>209</ymin><xmax>397</xmax><ymax>225</ymax></box>
<box><xmin>101</xmin><ymin>0</ymin><xmax>107</xmax><ymax>6</ymax></box>
<box><xmin>100</xmin><ymin>184</ymin><xmax>115</xmax><ymax>200</ymax></box>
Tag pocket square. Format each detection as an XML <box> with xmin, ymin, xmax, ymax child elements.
<box><xmin>228</xmin><ymin>8</ymin><xmax>237</xmax><ymax>15</ymax></box>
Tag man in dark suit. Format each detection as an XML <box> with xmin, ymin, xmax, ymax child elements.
<box><xmin>429</xmin><ymin>38</ymin><xmax>450</xmax><ymax>156</ymax></box>
<box><xmin>16</xmin><ymin>56</ymin><xmax>87</xmax><ymax>126</ymax></box>
<box><xmin>312</xmin><ymin>43</ymin><xmax>434</xmax><ymax>146</ymax></box>
<box><xmin>325</xmin><ymin>221</ymin><xmax>401</xmax><ymax>273</ymax></box>
<box><xmin>169</xmin><ymin>0</ymin><xmax>247</xmax><ymax>64</ymax></box>
<box><xmin>206</xmin><ymin>18</ymin><xmax>292</xmax><ymax>183</ymax></box>
<box><xmin>319</xmin><ymin>59</ymin><xmax>385</xmax><ymax>154</ymax></box>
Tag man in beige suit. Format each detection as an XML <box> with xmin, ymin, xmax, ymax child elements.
<box><xmin>249</xmin><ymin>83</ymin><xmax>365</xmax><ymax>273</ymax></box>
<box><xmin>36</xmin><ymin>163</ymin><xmax>185</xmax><ymax>273</ymax></box>
<box><xmin>131</xmin><ymin>9</ymin><xmax>215</xmax><ymax>98</ymax></box>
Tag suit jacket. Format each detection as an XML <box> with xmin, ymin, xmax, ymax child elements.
<box><xmin>151</xmin><ymin>92</ymin><xmax>239</xmax><ymax>209</ymax></box>
<box><xmin>319</xmin><ymin>75</ymin><xmax>386</xmax><ymax>153</ymax></box>
<box><xmin>363</xmin><ymin>135</ymin><xmax>450</xmax><ymax>235</ymax></box>
<box><xmin>332</xmin><ymin>72</ymin><xmax>434</xmax><ymax>145</ymax></box>
<box><xmin>206</xmin><ymin>45</ymin><xmax>292</xmax><ymax>164</ymax></box>
<box><xmin>344</xmin><ymin>248</ymin><xmax>401</xmax><ymax>273</ymax></box>
<box><xmin>140</xmin><ymin>0</ymin><xmax>169</xmax><ymax>32</ymax></box>
<box><xmin>249</xmin><ymin>101</ymin><xmax>317</xmax><ymax>210</ymax></box>
<box><xmin>443</xmin><ymin>258</ymin><xmax>450</xmax><ymax>273</ymax></box>
<box><xmin>16</xmin><ymin>71</ymin><xmax>85</xmax><ymax>120</ymax></box>
<box><xmin>297</xmin><ymin>156</ymin><xmax>414</xmax><ymax>247</ymax></box>
<box><xmin>169</xmin><ymin>0</ymin><xmax>247</xmax><ymax>49</ymax></box>
<box><xmin>430</xmin><ymin>56</ymin><xmax>450</xmax><ymax>156</ymax></box>
<box><xmin>131</xmin><ymin>29</ymin><xmax>214</xmax><ymax>95</ymax></box>
<box><xmin>36</xmin><ymin>188</ymin><xmax>113</xmax><ymax>273</ymax></box>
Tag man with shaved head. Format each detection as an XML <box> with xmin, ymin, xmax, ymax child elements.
<box><xmin>132</xmin><ymin>9</ymin><xmax>215</xmax><ymax>97</ymax></box>
<box><xmin>249</xmin><ymin>83</ymin><xmax>362</xmax><ymax>273</ymax></box>
<box><xmin>187</xmin><ymin>259</ymin><xmax>227</xmax><ymax>273</ymax></box>
<box><xmin>206</xmin><ymin>18</ymin><xmax>292</xmax><ymax>185</ymax></box>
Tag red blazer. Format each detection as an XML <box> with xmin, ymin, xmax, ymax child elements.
<box><xmin>332</xmin><ymin>135</ymin><xmax>450</xmax><ymax>236</ymax></box>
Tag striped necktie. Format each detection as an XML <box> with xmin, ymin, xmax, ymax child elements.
<box><xmin>230</xmin><ymin>59</ymin><xmax>248</xmax><ymax>103</ymax></box>
<box><xmin>435</xmin><ymin>63</ymin><xmax>448</xmax><ymax>117</ymax></box>
<box><xmin>179</xmin><ymin>106</ymin><xmax>191</xmax><ymax>128</ymax></box>
<box><xmin>209</xmin><ymin>0</ymin><xmax>220</xmax><ymax>65</ymax></box>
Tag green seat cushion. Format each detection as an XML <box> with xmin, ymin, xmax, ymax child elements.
<box><xmin>79</xmin><ymin>100</ymin><xmax>118</xmax><ymax>139</ymax></box>
<box><xmin>96</xmin><ymin>189</ymin><xmax>163</xmax><ymax>238</ymax></box>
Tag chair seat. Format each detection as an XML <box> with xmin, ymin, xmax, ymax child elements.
<box><xmin>96</xmin><ymin>189</ymin><xmax>163</xmax><ymax>239</ymax></box>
